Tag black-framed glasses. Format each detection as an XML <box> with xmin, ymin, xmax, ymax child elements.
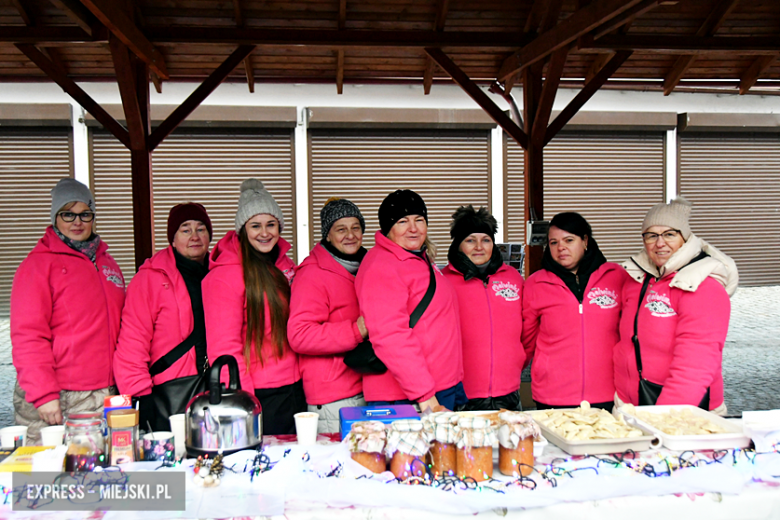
<box><xmin>641</xmin><ymin>229</ymin><xmax>681</xmax><ymax>244</ymax></box>
<box><xmin>58</xmin><ymin>211</ymin><xmax>95</xmax><ymax>223</ymax></box>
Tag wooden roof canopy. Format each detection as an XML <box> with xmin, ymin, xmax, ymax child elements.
<box><xmin>2</xmin><ymin>0</ymin><xmax>779</xmax><ymax>272</ymax></box>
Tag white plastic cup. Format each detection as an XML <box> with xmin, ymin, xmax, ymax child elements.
<box><xmin>40</xmin><ymin>425</ymin><xmax>66</xmax><ymax>446</ymax></box>
<box><xmin>0</xmin><ymin>426</ymin><xmax>28</xmax><ymax>449</ymax></box>
<box><xmin>168</xmin><ymin>414</ymin><xmax>186</xmax><ymax>460</ymax></box>
<box><xmin>294</xmin><ymin>412</ymin><xmax>319</xmax><ymax>446</ymax></box>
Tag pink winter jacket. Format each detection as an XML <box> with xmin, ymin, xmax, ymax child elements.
<box><xmin>114</xmin><ymin>246</ymin><xmax>201</xmax><ymax>397</ymax></box>
<box><xmin>203</xmin><ymin>232</ymin><xmax>299</xmax><ymax>393</ymax></box>
<box><xmin>614</xmin><ymin>268</ymin><xmax>730</xmax><ymax>410</ymax></box>
<box><xmin>522</xmin><ymin>263</ymin><xmax>625</xmax><ymax>406</ymax></box>
<box><xmin>443</xmin><ymin>263</ymin><xmax>525</xmax><ymax>399</ymax></box>
<box><xmin>287</xmin><ymin>243</ymin><xmax>363</xmax><ymax>405</ymax></box>
<box><xmin>355</xmin><ymin>231</ymin><xmax>464</xmax><ymax>403</ymax></box>
<box><xmin>11</xmin><ymin>226</ymin><xmax>126</xmax><ymax>408</ymax></box>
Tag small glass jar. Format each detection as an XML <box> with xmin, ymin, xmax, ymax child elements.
<box><xmin>385</xmin><ymin>420</ymin><xmax>429</xmax><ymax>480</ymax></box>
<box><xmin>65</xmin><ymin>412</ymin><xmax>107</xmax><ymax>472</ymax></box>
<box><xmin>497</xmin><ymin>411</ymin><xmax>540</xmax><ymax>476</ymax></box>
<box><xmin>455</xmin><ymin>416</ymin><xmax>497</xmax><ymax>482</ymax></box>
<box><xmin>346</xmin><ymin>421</ymin><xmax>387</xmax><ymax>473</ymax></box>
<box><xmin>107</xmin><ymin>409</ymin><xmax>139</xmax><ymax>465</ymax></box>
<box><xmin>422</xmin><ymin>412</ymin><xmax>458</xmax><ymax>477</ymax></box>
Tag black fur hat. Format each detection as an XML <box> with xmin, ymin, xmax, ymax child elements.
<box><xmin>449</xmin><ymin>205</ymin><xmax>497</xmax><ymax>245</ymax></box>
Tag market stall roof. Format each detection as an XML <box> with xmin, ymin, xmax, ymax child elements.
<box><xmin>1</xmin><ymin>0</ymin><xmax>779</xmax><ymax>96</ymax></box>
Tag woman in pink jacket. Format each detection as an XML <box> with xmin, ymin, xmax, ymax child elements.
<box><xmin>614</xmin><ymin>198</ymin><xmax>737</xmax><ymax>414</ymax></box>
<box><xmin>203</xmin><ymin>179</ymin><xmax>303</xmax><ymax>435</ymax></box>
<box><xmin>288</xmin><ymin>198</ymin><xmax>368</xmax><ymax>433</ymax></box>
<box><xmin>11</xmin><ymin>178</ymin><xmax>125</xmax><ymax>445</ymax></box>
<box><xmin>522</xmin><ymin>212</ymin><xmax>625</xmax><ymax>411</ymax></box>
<box><xmin>355</xmin><ymin>189</ymin><xmax>465</xmax><ymax>411</ymax></box>
<box><xmin>443</xmin><ymin>206</ymin><xmax>525</xmax><ymax>411</ymax></box>
<box><xmin>114</xmin><ymin>203</ymin><xmax>212</xmax><ymax>431</ymax></box>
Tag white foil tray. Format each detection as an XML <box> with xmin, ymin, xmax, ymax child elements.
<box><xmin>533</xmin><ymin>408</ymin><xmax>659</xmax><ymax>455</ymax></box>
<box><xmin>616</xmin><ymin>405</ymin><xmax>750</xmax><ymax>451</ymax></box>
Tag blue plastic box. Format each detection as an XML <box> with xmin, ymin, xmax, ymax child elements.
<box><xmin>339</xmin><ymin>405</ymin><xmax>420</xmax><ymax>438</ymax></box>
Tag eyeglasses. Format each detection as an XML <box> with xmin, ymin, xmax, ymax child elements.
<box><xmin>58</xmin><ymin>211</ymin><xmax>95</xmax><ymax>223</ymax></box>
<box><xmin>641</xmin><ymin>229</ymin><xmax>681</xmax><ymax>244</ymax></box>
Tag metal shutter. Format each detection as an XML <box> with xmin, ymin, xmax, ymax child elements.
<box><xmin>91</xmin><ymin>129</ymin><xmax>295</xmax><ymax>281</ymax></box>
<box><xmin>680</xmin><ymin>133</ymin><xmax>780</xmax><ymax>286</ymax></box>
<box><xmin>506</xmin><ymin>132</ymin><xmax>665</xmax><ymax>263</ymax></box>
<box><xmin>309</xmin><ymin>130</ymin><xmax>491</xmax><ymax>260</ymax></box>
<box><xmin>0</xmin><ymin>129</ymin><xmax>72</xmax><ymax>316</ymax></box>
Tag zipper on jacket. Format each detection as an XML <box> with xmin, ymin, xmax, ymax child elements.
<box><xmin>484</xmin><ymin>278</ymin><xmax>494</xmax><ymax>396</ymax></box>
<box><xmin>580</xmin><ymin>303</ymin><xmax>586</xmax><ymax>401</ymax></box>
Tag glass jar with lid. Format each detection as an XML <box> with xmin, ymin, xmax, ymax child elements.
<box><xmin>64</xmin><ymin>412</ymin><xmax>107</xmax><ymax>472</ymax></box>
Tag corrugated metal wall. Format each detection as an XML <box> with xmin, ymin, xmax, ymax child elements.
<box><xmin>506</xmin><ymin>132</ymin><xmax>666</xmax><ymax>263</ymax></box>
<box><xmin>90</xmin><ymin>130</ymin><xmax>295</xmax><ymax>280</ymax></box>
<box><xmin>309</xmin><ymin>130</ymin><xmax>491</xmax><ymax>259</ymax></box>
<box><xmin>679</xmin><ymin>133</ymin><xmax>780</xmax><ymax>286</ymax></box>
<box><xmin>0</xmin><ymin>129</ymin><xmax>72</xmax><ymax>316</ymax></box>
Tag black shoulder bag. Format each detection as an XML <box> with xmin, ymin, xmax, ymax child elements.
<box><xmin>147</xmin><ymin>333</ymin><xmax>209</xmax><ymax>431</ymax></box>
<box><xmin>344</xmin><ymin>259</ymin><xmax>437</xmax><ymax>375</ymax></box>
<box><xmin>633</xmin><ymin>265</ymin><xmax>710</xmax><ymax>409</ymax></box>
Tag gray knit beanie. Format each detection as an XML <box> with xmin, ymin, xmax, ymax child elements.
<box><xmin>235</xmin><ymin>178</ymin><xmax>284</xmax><ymax>233</ymax></box>
<box><xmin>320</xmin><ymin>198</ymin><xmax>365</xmax><ymax>241</ymax></box>
<box><xmin>642</xmin><ymin>196</ymin><xmax>692</xmax><ymax>240</ymax></box>
<box><xmin>51</xmin><ymin>178</ymin><xmax>95</xmax><ymax>226</ymax></box>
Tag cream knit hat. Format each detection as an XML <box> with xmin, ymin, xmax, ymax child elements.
<box><xmin>235</xmin><ymin>178</ymin><xmax>285</xmax><ymax>233</ymax></box>
<box><xmin>642</xmin><ymin>196</ymin><xmax>692</xmax><ymax>240</ymax></box>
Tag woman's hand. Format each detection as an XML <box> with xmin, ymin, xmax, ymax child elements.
<box><xmin>37</xmin><ymin>399</ymin><xmax>63</xmax><ymax>425</ymax></box>
<box><xmin>357</xmin><ymin>316</ymin><xmax>368</xmax><ymax>339</ymax></box>
<box><xmin>418</xmin><ymin>396</ymin><xmax>440</xmax><ymax>413</ymax></box>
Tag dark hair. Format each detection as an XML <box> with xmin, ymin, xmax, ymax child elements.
<box><xmin>549</xmin><ymin>212</ymin><xmax>593</xmax><ymax>241</ymax></box>
<box><xmin>238</xmin><ymin>226</ymin><xmax>291</xmax><ymax>367</ymax></box>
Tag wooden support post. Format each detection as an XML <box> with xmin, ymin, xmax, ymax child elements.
<box><xmin>523</xmin><ymin>63</ymin><xmax>544</xmax><ymax>276</ymax></box>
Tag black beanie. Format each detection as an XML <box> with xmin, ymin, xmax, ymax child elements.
<box><xmin>378</xmin><ymin>189</ymin><xmax>428</xmax><ymax>235</ymax></box>
<box><xmin>449</xmin><ymin>205</ymin><xmax>497</xmax><ymax>246</ymax></box>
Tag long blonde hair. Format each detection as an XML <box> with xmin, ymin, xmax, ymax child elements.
<box><xmin>423</xmin><ymin>237</ymin><xmax>437</xmax><ymax>263</ymax></box>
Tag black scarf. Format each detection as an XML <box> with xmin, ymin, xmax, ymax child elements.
<box><xmin>542</xmin><ymin>237</ymin><xmax>607</xmax><ymax>303</ymax></box>
<box><xmin>447</xmin><ymin>240</ymin><xmax>503</xmax><ymax>282</ymax></box>
<box><xmin>173</xmin><ymin>248</ymin><xmax>210</xmax><ymax>374</ymax></box>
<box><xmin>321</xmin><ymin>239</ymin><xmax>367</xmax><ymax>263</ymax></box>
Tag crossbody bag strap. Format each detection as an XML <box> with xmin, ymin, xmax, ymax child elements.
<box><xmin>149</xmin><ymin>330</ymin><xmax>199</xmax><ymax>377</ymax></box>
<box><xmin>632</xmin><ymin>274</ymin><xmax>653</xmax><ymax>379</ymax></box>
<box><xmin>409</xmin><ymin>258</ymin><xmax>436</xmax><ymax>329</ymax></box>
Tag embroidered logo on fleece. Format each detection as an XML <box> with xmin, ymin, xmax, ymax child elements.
<box><xmin>492</xmin><ymin>281</ymin><xmax>520</xmax><ymax>301</ymax></box>
<box><xmin>282</xmin><ymin>268</ymin><xmax>294</xmax><ymax>284</ymax></box>
<box><xmin>645</xmin><ymin>292</ymin><xmax>676</xmax><ymax>317</ymax></box>
<box><xmin>101</xmin><ymin>266</ymin><xmax>125</xmax><ymax>289</ymax></box>
<box><xmin>587</xmin><ymin>287</ymin><xmax>618</xmax><ymax>309</ymax></box>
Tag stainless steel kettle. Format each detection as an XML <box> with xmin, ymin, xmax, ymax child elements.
<box><xmin>185</xmin><ymin>355</ymin><xmax>262</xmax><ymax>456</ymax></box>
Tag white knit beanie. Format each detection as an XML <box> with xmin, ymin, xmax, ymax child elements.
<box><xmin>234</xmin><ymin>179</ymin><xmax>284</xmax><ymax>233</ymax></box>
<box><xmin>642</xmin><ymin>196</ymin><xmax>692</xmax><ymax>240</ymax></box>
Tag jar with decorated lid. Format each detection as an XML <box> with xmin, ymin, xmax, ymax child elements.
<box><xmin>64</xmin><ymin>412</ymin><xmax>107</xmax><ymax>471</ymax></box>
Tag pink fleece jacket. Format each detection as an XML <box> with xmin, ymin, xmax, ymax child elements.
<box><xmin>443</xmin><ymin>263</ymin><xmax>525</xmax><ymax>399</ymax></box>
<box><xmin>203</xmin><ymin>232</ymin><xmax>299</xmax><ymax>393</ymax></box>
<box><xmin>11</xmin><ymin>226</ymin><xmax>126</xmax><ymax>407</ymax></box>
<box><xmin>355</xmin><ymin>231</ymin><xmax>464</xmax><ymax>403</ymax></box>
<box><xmin>114</xmin><ymin>246</ymin><xmax>201</xmax><ymax>397</ymax></box>
<box><xmin>287</xmin><ymin>243</ymin><xmax>363</xmax><ymax>405</ymax></box>
<box><xmin>522</xmin><ymin>263</ymin><xmax>625</xmax><ymax>406</ymax></box>
<box><xmin>614</xmin><ymin>274</ymin><xmax>729</xmax><ymax>410</ymax></box>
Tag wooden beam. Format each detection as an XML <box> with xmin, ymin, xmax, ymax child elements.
<box><xmin>524</xmin><ymin>0</ymin><xmax>547</xmax><ymax>33</ymax></box>
<box><xmin>425</xmin><ymin>47</ymin><xmax>528</xmax><ymax>149</ymax></box>
<box><xmin>539</xmin><ymin>0</ymin><xmax>564</xmax><ymax>33</ymax></box>
<box><xmin>497</xmin><ymin>0</ymin><xmax>643</xmax><ymax>81</ymax></box>
<box><xmin>0</xmin><ymin>26</ymin><xmax>104</xmax><ymax>43</ymax></box>
<box><xmin>423</xmin><ymin>56</ymin><xmax>435</xmax><ymax>95</ymax></box>
<box><xmin>545</xmin><ymin>50</ymin><xmax>631</xmax><ymax>145</ymax></box>
<box><xmin>662</xmin><ymin>0</ymin><xmax>738</xmax><ymax>95</ymax></box>
<box><xmin>421</xmin><ymin>0</ymin><xmax>450</xmax><ymax>95</ymax></box>
<box><xmin>522</xmin><ymin>62</ymin><xmax>544</xmax><ymax>276</ymax></box>
<box><xmin>232</xmin><ymin>0</ymin><xmax>243</xmax><ymax>27</ymax></box>
<box><xmin>244</xmin><ymin>56</ymin><xmax>255</xmax><ymax>93</ymax></box>
<box><xmin>49</xmin><ymin>0</ymin><xmax>97</xmax><ymax>35</ymax></box>
<box><xmin>336</xmin><ymin>50</ymin><xmax>344</xmax><ymax>94</ymax></box>
<box><xmin>585</xmin><ymin>52</ymin><xmax>613</xmax><ymax>82</ymax></box>
<box><xmin>148</xmin><ymin>45</ymin><xmax>256</xmax><ymax>150</ymax></box>
<box><xmin>740</xmin><ymin>55</ymin><xmax>778</xmax><ymax>95</ymax></box>
<box><xmin>78</xmin><ymin>0</ymin><xmax>169</xmax><ymax>79</ymax></box>
<box><xmin>41</xmin><ymin>47</ymin><xmax>67</xmax><ymax>75</ymax></box>
<box><xmin>531</xmin><ymin>46</ymin><xmax>568</xmax><ymax>148</ymax></box>
<box><xmin>109</xmin><ymin>33</ymin><xmax>145</xmax><ymax>151</ymax></box>
<box><xmin>582</xmin><ymin>35</ymin><xmax>780</xmax><ymax>54</ymax></box>
<box><xmin>150</xmin><ymin>71</ymin><xmax>162</xmax><ymax>94</ymax></box>
<box><xmin>434</xmin><ymin>0</ymin><xmax>450</xmax><ymax>31</ymax></box>
<box><xmin>339</xmin><ymin>0</ymin><xmax>347</xmax><ymax>30</ymax></box>
<box><xmin>15</xmin><ymin>43</ymin><xmax>130</xmax><ymax>148</ymax></box>
<box><xmin>130</xmin><ymin>149</ymin><xmax>154</xmax><ymax>270</ymax></box>
<box><xmin>11</xmin><ymin>0</ymin><xmax>34</xmax><ymax>25</ymax></box>
<box><xmin>591</xmin><ymin>0</ymin><xmax>660</xmax><ymax>39</ymax></box>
